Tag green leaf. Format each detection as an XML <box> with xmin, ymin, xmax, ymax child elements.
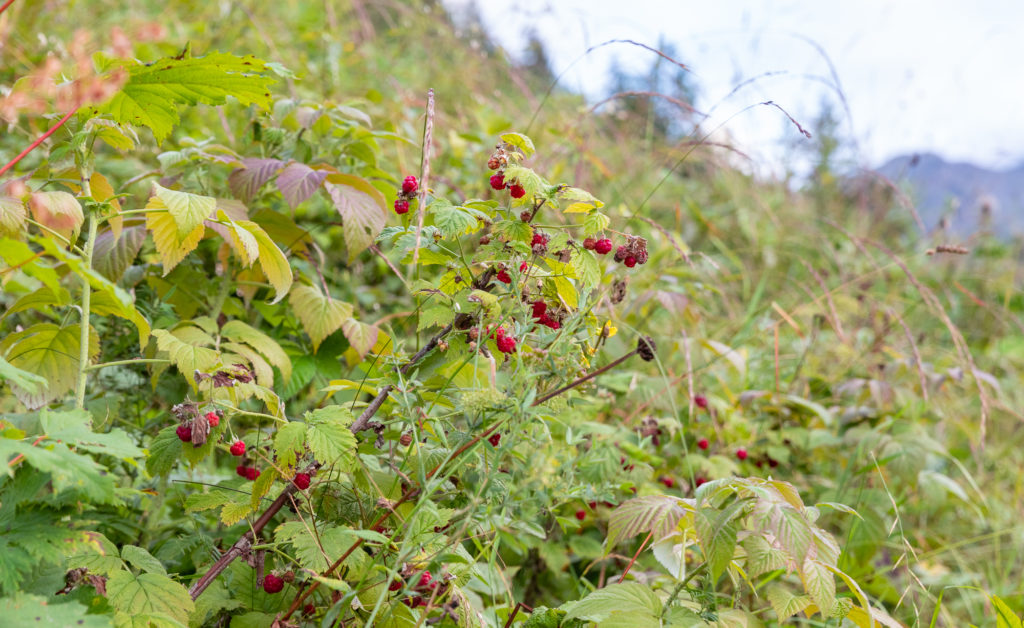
<box><xmin>767</xmin><ymin>586</ymin><xmax>812</xmax><ymax>622</ymax></box>
<box><xmin>431</xmin><ymin>199</ymin><xmax>485</xmax><ymax>238</ymax></box>
<box><xmin>571</xmin><ymin>247</ymin><xmax>601</xmax><ymax>292</ymax></box>
<box><xmin>0</xmin><ymin>355</ymin><xmax>48</xmax><ymax>396</ymax></box>
<box><xmin>0</xmin><ymin>195</ymin><xmax>27</xmax><ymax>237</ymax></box>
<box><xmin>106</xmin><ymin>571</ymin><xmax>194</xmax><ymax>625</ymax></box>
<box><xmin>40</xmin><ymin>409</ymin><xmax>145</xmax><ymax>460</ymax></box>
<box><xmin>121</xmin><ymin>545</ymin><xmax>167</xmax><ymax>575</ymax></box>
<box><xmin>306</xmin><ymin>406</ymin><xmax>356</xmax><ymax>468</ymax></box>
<box><xmin>0</xmin><ymin>323</ymin><xmax>98</xmax><ymax>409</ymax></box>
<box><xmin>417</xmin><ymin>304</ymin><xmax>452</xmax><ymax>331</ymax></box>
<box><xmin>583</xmin><ymin>211</ymin><xmax>610</xmax><ymax>236</ymax></box>
<box><xmin>561</xmin><ymin>583</ymin><xmax>661</xmax><ymax>623</ymax></box>
<box><xmin>274</xmin><ymin>421</ymin><xmax>307</xmax><ymax>470</ymax></box>
<box><xmin>151</xmin><ymin>328</ymin><xmax>219</xmax><ymax>388</ymax></box>
<box><xmin>0</xmin><ymin>439</ymin><xmax>115</xmax><ymax>503</ymax></box>
<box><xmin>150</xmin><ymin>183</ymin><xmax>215</xmax><ymax>239</ymax></box>
<box><xmin>0</xmin><ymin>592</ymin><xmax>111</xmax><ymax>627</ymax></box>
<box><xmin>147</xmin><ymin>426</ymin><xmax>182</xmax><ymax>477</ymax></box>
<box><xmin>695</xmin><ymin>507</ymin><xmax>739</xmax><ymax>581</ymax></box>
<box><xmin>491</xmin><ymin>219</ymin><xmax>533</xmax><ymax>244</ymax></box>
<box><xmin>325</xmin><ymin>173</ymin><xmax>387</xmax><ymax>260</ymax></box>
<box><xmin>500</xmin><ymin>132</ymin><xmax>536</xmax><ymax>157</ymax></box>
<box><xmin>93</xmin><ymin>52</ymin><xmax>275</xmax><ymax>143</ymax></box>
<box><xmin>558</xmin><ymin>186</ymin><xmax>604</xmax><ymax>213</ymax></box>
<box><xmin>289</xmin><ymin>284</ymin><xmax>354</xmax><ymax>351</ymax></box>
<box><xmin>275</xmin><ymin>522</ymin><xmax>358</xmax><ymax>571</ymax></box>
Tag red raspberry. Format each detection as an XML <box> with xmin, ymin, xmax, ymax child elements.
<box><xmin>417</xmin><ymin>571</ymin><xmax>432</xmax><ymax>588</ymax></box>
<box><xmin>519</xmin><ymin>261</ymin><xmax>528</xmax><ymax>272</ymax></box>
<box><xmin>302</xmin><ymin>603</ymin><xmax>315</xmax><ymax>616</ymax></box>
<box><xmin>614</xmin><ymin>245</ymin><xmax>628</xmax><ymax>262</ymax></box>
<box><xmin>492</xmin><ymin>326</ymin><xmax>506</xmax><ymax>340</ymax></box>
<box><xmin>583</xmin><ymin>237</ymin><xmax>597</xmax><ymax>250</ymax></box>
<box><xmin>697</xmin><ymin>438</ymin><xmax>709</xmax><ymax>450</ymax></box>
<box><xmin>230</xmin><ymin>441</ymin><xmax>246</xmax><ymax>456</ymax></box>
<box><xmin>489</xmin><ymin>174</ymin><xmax>506</xmax><ymax>190</ymax></box>
<box><xmin>204</xmin><ymin>411</ymin><xmax>220</xmax><ymax>427</ymax></box>
<box><xmin>531</xmin><ymin>301</ymin><xmax>547</xmax><ymax>319</ymax></box>
<box><xmin>574</xmin><ymin>509</ymin><xmax>586</xmax><ymax>521</ymax></box>
<box><xmin>694</xmin><ymin>394</ymin><xmax>708</xmax><ymax>409</ymax></box>
<box><xmin>496</xmin><ymin>270</ymin><xmax>511</xmax><ymax>284</ymax></box>
<box><xmin>488</xmin><ymin>432</ymin><xmax>501</xmax><ymax>447</ymax></box>
<box><xmin>660</xmin><ymin>476</ymin><xmax>675</xmax><ymax>488</ymax></box>
<box><xmin>176</xmin><ymin>424</ymin><xmax>192</xmax><ymax>442</ymax></box>
<box><xmin>496</xmin><ymin>335</ymin><xmax>516</xmax><ymax>354</ymax></box>
<box><xmin>594</xmin><ymin>238</ymin><xmax>613</xmax><ymax>255</ymax></box>
<box><xmin>262</xmin><ymin>573</ymin><xmax>284</xmax><ymax>594</ymax></box>
<box><xmin>389</xmin><ymin>579</ymin><xmax>403</xmax><ymax>592</ymax></box>
<box><xmin>539</xmin><ymin>315</ymin><xmax>560</xmax><ymax>330</ymax></box>
<box><xmin>509</xmin><ymin>184</ymin><xmax>526</xmax><ymax>199</ymax></box>
<box><xmin>695</xmin><ymin>476</ymin><xmax>707</xmax><ymax>487</ymax></box>
<box><xmin>394</xmin><ymin>199</ymin><xmax>410</xmax><ymax>215</ymax></box>
<box><xmin>588</xmin><ymin>501</ymin><xmax>597</xmax><ymax>509</ymax></box>
<box><xmin>768</xmin><ymin>457</ymin><xmax>779</xmax><ymax>468</ymax></box>
<box><xmin>293</xmin><ymin>472</ymin><xmax>311</xmax><ymax>490</ymax></box>
<box><xmin>246</xmin><ymin>467</ymin><xmax>260</xmax><ymax>481</ymax></box>
<box><xmin>624</xmin><ymin>256</ymin><xmax>637</xmax><ymax>268</ymax></box>
<box><xmin>401</xmin><ymin>175</ymin><xmax>418</xmax><ymax>195</ymax></box>
<box><xmin>531</xmin><ymin>231</ymin><xmax>549</xmax><ymax>246</ymax></box>
<box><xmin>736</xmin><ymin>448</ymin><xmax>748</xmax><ymax>461</ymax></box>
<box><xmin>236</xmin><ymin>465</ymin><xmax>247</xmax><ymax>477</ymax></box>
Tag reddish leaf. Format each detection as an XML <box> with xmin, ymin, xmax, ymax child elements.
<box><xmin>228</xmin><ymin>158</ymin><xmax>285</xmax><ymax>202</ymax></box>
<box><xmin>276</xmin><ymin>162</ymin><xmax>327</xmax><ymax>209</ymax></box>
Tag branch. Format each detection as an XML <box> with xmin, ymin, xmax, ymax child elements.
<box><xmin>0</xmin><ymin>109</ymin><xmax>76</xmax><ymax>177</ymax></box>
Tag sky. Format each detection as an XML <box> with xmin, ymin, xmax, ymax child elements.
<box><xmin>444</xmin><ymin>0</ymin><xmax>1024</xmax><ymax>177</ymax></box>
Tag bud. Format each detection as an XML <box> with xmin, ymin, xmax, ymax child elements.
<box><xmin>400</xmin><ymin>431</ymin><xmax>413</xmax><ymax>446</ymax></box>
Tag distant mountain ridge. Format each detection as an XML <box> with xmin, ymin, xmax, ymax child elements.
<box><xmin>877</xmin><ymin>153</ymin><xmax>1024</xmax><ymax>235</ymax></box>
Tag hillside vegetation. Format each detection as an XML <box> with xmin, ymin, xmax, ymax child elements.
<box><xmin>1</xmin><ymin>2</ymin><xmax>1022</xmax><ymax>627</ymax></box>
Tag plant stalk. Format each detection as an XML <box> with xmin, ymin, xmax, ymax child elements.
<box><xmin>75</xmin><ymin>208</ymin><xmax>97</xmax><ymax>409</ymax></box>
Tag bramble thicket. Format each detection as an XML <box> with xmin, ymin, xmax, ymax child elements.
<box><xmin>1</xmin><ymin>3</ymin><xmax>1022</xmax><ymax>627</ymax></box>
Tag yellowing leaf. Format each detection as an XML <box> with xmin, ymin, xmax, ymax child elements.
<box><xmin>151</xmin><ymin>327</ymin><xmax>219</xmax><ymax>388</ymax></box>
<box><xmin>150</xmin><ymin>183</ymin><xmax>215</xmax><ymax>239</ymax></box>
<box><xmin>28</xmin><ymin>191</ymin><xmax>83</xmax><ymax>242</ymax></box>
<box><xmin>0</xmin><ymin>196</ymin><xmax>27</xmax><ymax>237</ymax></box>
<box><xmin>220</xmin><ymin>320</ymin><xmax>291</xmax><ymax>382</ymax></box>
<box><xmin>325</xmin><ymin>173</ymin><xmax>387</xmax><ymax>260</ymax></box>
<box><xmin>217</xmin><ymin>210</ymin><xmax>258</xmax><ymax>267</ymax></box>
<box><xmin>238</xmin><ymin>220</ymin><xmax>292</xmax><ymax>302</ymax></box>
<box><xmin>0</xmin><ymin>323</ymin><xmax>98</xmax><ymax>409</ymax></box>
<box><xmin>342</xmin><ymin>318</ymin><xmax>378</xmax><ymax>360</ymax></box>
<box><xmin>289</xmin><ymin>283</ymin><xmax>354</xmax><ymax>351</ymax></box>
<box><xmin>146</xmin><ymin>204</ymin><xmax>205</xmax><ymax>274</ymax></box>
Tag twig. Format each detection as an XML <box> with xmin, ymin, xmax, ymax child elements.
<box><xmin>412</xmin><ymin>88</ymin><xmax>434</xmax><ymax>266</ymax></box>
<box><xmin>532</xmin><ymin>349</ymin><xmax>637</xmax><ymax>407</ymax></box>
<box><xmin>0</xmin><ymin>0</ymin><xmax>17</xmax><ymax>17</ymax></box>
<box><xmin>0</xmin><ymin>109</ymin><xmax>76</xmax><ymax>176</ymax></box>
<box><xmin>617</xmin><ymin>529</ymin><xmax>654</xmax><ymax>583</ymax></box>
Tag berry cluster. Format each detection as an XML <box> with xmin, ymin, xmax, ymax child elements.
<box><xmin>393</xmin><ymin>175</ymin><xmax>418</xmax><ymax>215</ymax></box>
<box><xmin>530</xmin><ymin>300</ymin><xmax>560</xmax><ymax>330</ymax></box>
<box><xmin>489</xmin><ymin>326</ymin><xmax>517</xmax><ymax>355</ymax></box>
<box><xmin>487</xmin><ymin>432</ymin><xmax>501</xmax><ymax>447</ymax></box>
<box><xmin>236</xmin><ymin>465</ymin><xmax>260</xmax><ymax>481</ymax></box>
<box><xmin>487</xmin><ymin>146</ymin><xmax>526</xmax><ymax>199</ymax></box>
<box><xmin>583</xmin><ymin>237</ymin><xmax>613</xmax><ymax>255</ymax></box>
<box><xmin>393</xmin><ymin>569</ymin><xmax>447</xmax><ymax>608</ymax></box>
<box><xmin>583</xmin><ymin>235</ymin><xmax>649</xmax><ymax>268</ymax></box>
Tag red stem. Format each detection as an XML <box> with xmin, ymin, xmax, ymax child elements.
<box><xmin>0</xmin><ymin>109</ymin><xmax>77</xmax><ymax>177</ymax></box>
<box><xmin>0</xmin><ymin>0</ymin><xmax>16</xmax><ymax>16</ymax></box>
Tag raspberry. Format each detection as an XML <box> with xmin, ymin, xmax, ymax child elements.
<box><xmin>594</xmin><ymin>239</ymin><xmax>613</xmax><ymax>255</ymax></box>
<box><xmin>588</xmin><ymin>501</ymin><xmax>597</xmax><ymax>509</ymax></box>
<box><xmin>488</xmin><ymin>432</ymin><xmax>501</xmax><ymax>447</ymax></box>
<box><xmin>247</xmin><ymin>467</ymin><xmax>260</xmax><ymax>481</ymax></box>
<box><xmin>624</xmin><ymin>256</ymin><xmax>637</xmax><ymax>268</ymax></box>
<box><xmin>401</xmin><ymin>175</ymin><xmax>418</xmax><ymax>195</ymax></box>
<box><xmin>496</xmin><ymin>270</ymin><xmax>512</xmax><ymax>284</ymax></box>
<box><xmin>293</xmin><ymin>472</ymin><xmax>311</xmax><ymax>490</ymax></box>
<box><xmin>660</xmin><ymin>476</ymin><xmax>675</xmax><ymax>488</ymax></box>
<box><xmin>614</xmin><ymin>245</ymin><xmax>628</xmax><ymax>262</ymax></box>
<box><xmin>635</xmin><ymin>250</ymin><xmax>649</xmax><ymax>265</ymax></box>
<box><xmin>519</xmin><ymin>261</ymin><xmax>528</xmax><ymax>272</ymax></box>
<box><xmin>492</xmin><ymin>326</ymin><xmax>506</xmax><ymax>340</ymax></box>
<box><xmin>697</xmin><ymin>438</ymin><xmax>709</xmax><ymax>450</ymax></box>
<box><xmin>487</xmin><ymin>157</ymin><xmax>501</xmax><ymax>170</ymax></box>
<box><xmin>236</xmin><ymin>465</ymin><xmax>247</xmax><ymax>477</ymax></box>
<box><xmin>230</xmin><ymin>441</ymin><xmax>246</xmax><ymax>456</ymax></box>
<box><xmin>394</xmin><ymin>199</ymin><xmax>410</xmax><ymax>215</ymax></box>
<box><xmin>509</xmin><ymin>183</ymin><xmax>526</xmax><ymax>199</ymax></box>
<box><xmin>531</xmin><ymin>231</ymin><xmax>549</xmax><ymax>247</ymax></box>
<box><xmin>489</xmin><ymin>174</ymin><xmax>506</xmax><ymax>190</ymax></box>
<box><xmin>302</xmin><ymin>604</ymin><xmax>315</xmax><ymax>616</ymax></box>
<box><xmin>540</xmin><ymin>315</ymin><xmax>560</xmax><ymax>330</ymax></box>
<box><xmin>583</xmin><ymin>237</ymin><xmax>597</xmax><ymax>250</ymax></box>
<box><xmin>695</xmin><ymin>476</ymin><xmax>707</xmax><ymax>487</ymax></box>
<box><xmin>496</xmin><ymin>335</ymin><xmax>516</xmax><ymax>354</ymax></box>
<box><xmin>694</xmin><ymin>394</ymin><xmax>708</xmax><ymax>409</ymax></box>
<box><xmin>736</xmin><ymin>448</ymin><xmax>748</xmax><ymax>461</ymax></box>
<box><xmin>389</xmin><ymin>579</ymin><xmax>403</xmax><ymax>592</ymax></box>
<box><xmin>176</xmin><ymin>424</ymin><xmax>192</xmax><ymax>442</ymax></box>
<box><xmin>263</xmin><ymin>573</ymin><xmax>284</xmax><ymax>594</ymax></box>
<box><xmin>204</xmin><ymin>411</ymin><xmax>220</xmax><ymax>427</ymax></box>
<box><xmin>531</xmin><ymin>301</ymin><xmax>547</xmax><ymax>319</ymax></box>
<box><xmin>417</xmin><ymin>571</ymin><xmax>432</xmax><ymax>588</ymax></box>
<box><xmin>574</xmin><ymin>509</ymin><xmax>586</xmax><ymax>521</ymax></box>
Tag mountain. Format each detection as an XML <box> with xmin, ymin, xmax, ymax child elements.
<box><xmin>877</xmin><ymin>153</ymin><xmax>1024</xmax><ymax>235</ymax></box>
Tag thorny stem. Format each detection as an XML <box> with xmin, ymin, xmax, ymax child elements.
<box><xmin>532</xmin><ymin>349</ymin><xmax>638</xmax><ymax>406</ymax></box>
<box><xmin>660</xmin><ymin>562</ymin><xmax>707</xmax><ymax>618</ymax></box>
<box><xmin>0</xmin><ymin>109</ymin><xmax>77</xmax><ymax>176</ymax></box>
<box><xmin>75</xmin><ymin>196</ymin><xmax>97</xmax><ymax>410</ymax></box>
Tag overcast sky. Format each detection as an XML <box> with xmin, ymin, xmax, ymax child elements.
<box><xmin>445</xmin><ymin>0</ymin><xmax>1024</xmax><ymax>176</ymax></box>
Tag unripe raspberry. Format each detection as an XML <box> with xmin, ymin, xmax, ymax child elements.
<box><xmin>583</xmin><ymin>237</ymin><xmax>597</xmax><ymax>250</ymax></box>
<box><xmin>230</xmin><ymin>440</ymin><xmax>246</xmax><ymax>456</ymax></box>
<box><xmin>293</xmin><ymin>472</ymin><xmax>311</xmax><ymax>490</ymax></box>
<box><xmin>614</xmin><ymin>245</ymin><xmax>628</xmax><ymax>262</ymax></box>
<box><xmin>594</xmin><ymin>238</ymin><xmax>613</xmax><ymax>255</ymax></box>
<box><xmin>204</xmin><ymin>411</ymin><xmax>220</xmax><ymax>427</ymax></box>
<box><xmin>624</xmin><ymin>256</ymin><xmax>637</xmax><ymax>268</ymax></box>
<box><xmin>488</xmin><ymin>432</ymin><xmax>501</xmax><ymax>447</ymax></box>
<box><xmin>496</xmin><ymin>270</ymin><xmax>512</xmax><ymax>284</ymax></box>
<box><xmin>262</xmin><ymin>573</ymin><xmax>284</xmax><ymax>594</ymax></box>
<box><xmin>489</xmin><ymin>174</ymin><xmax>506</xmax><ymax>190</ymax></box>
<box><xmin>694</xmin><ymin>394</ymin><xmax>708</xmax><ymax>409</ymax></box>
<box><xmin>401</xmin><ymin>175</ymin><xmax>418</xmax><ymax>195</ymax></box>
<box><xmin>400</xmin><ymin>431</ymin><xmax>413</xmax><ymax>446</ymax></box>
<box><xmin>736</xmin><ymin>448</ymin><xmax>748</xmax><ymax>461</ymax></box>
<box><xmin>176</xmin><ymin>424</ymin><xmax>192</xmax><ymax>442</ymax></box>
<box><xmin>394</xmin><ymin>199</ymin><xmax>410</xmax><ymax>214</ymax></box>
<box><xmin>697</xmin><ymin>438</ymin><xmax>709</xmax><ymax>450</ymax></box>
<box><xmin>574</xmin><ymin>509</ymin><xmax>586</xmax><ymax>521</ymax></box>
<box><xmin>509</xmin><ymin>183</ymin><xmax>526</xmax><ymax>199</ymax></box>
<box><xmin>487</xmin><ymin>156</ymin><xmax>501</xmax><ymax>170</ymax></box>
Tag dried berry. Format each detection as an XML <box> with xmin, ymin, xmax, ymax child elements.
<box><xmin>637</xmin><ymin>336</ymin><xmax>656</xmax><ymax>361</ymax></box>
<box><xmin>614</xmin><ymin>245</ymin><xmax>628</xmax><ymax>263</ymax></box>
<box><xmin>583</xmin><ymin>237</ymin><xmax>597</xmax><ymax>250</ymax></box>
<box><xmin>400</xmin><ymin>431</ymin><xmax>413</xmax><ymax>446</ymax></box>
